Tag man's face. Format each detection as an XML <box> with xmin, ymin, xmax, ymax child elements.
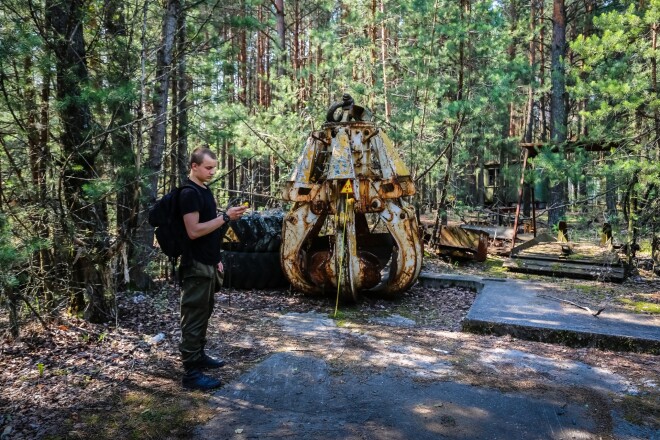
<box><xmin>191</xmin><ymin>154</ymin><xmax>217</xmax><ymax>184</ymax></box>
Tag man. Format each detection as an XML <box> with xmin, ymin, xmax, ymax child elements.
<box><xmin>179</xmin><ymin>147</ymin><xmax>248</xmax><ymax>390</ymax></box>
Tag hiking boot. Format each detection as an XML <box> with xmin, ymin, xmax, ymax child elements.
<box><xmin>194</xmin><ymin>352</ymin><xmax>226</xmax><ymax>369</ymax></box>
<box><xmin>182</xmin><ymin>369</ymin><xmax>222</xmax><ymax>390</ymax></box>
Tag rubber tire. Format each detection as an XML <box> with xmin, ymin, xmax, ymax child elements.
<box><xmin>228</xmin><ymin>212</ymin><xmax>283</xmax><ymax>253</ymax></box>
<box><xmin>220</xmin><ymin>250</ymin><xmax>288</xmax><ymax>290</ymax></box>
<box><xmin>220</xmin><ymin>210</ymin><xmax>287</xmax><ymax>290</ymax></box>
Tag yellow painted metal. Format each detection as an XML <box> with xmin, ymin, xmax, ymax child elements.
<box><xmin>281</xmin><ymin>99</ymin><xmax>423</xmax><ymax>302</ymax></box>
<box><xmin>380</xmin><ymin>131</ymin><xmax>412</xmax><ymax>178</ymax></box>
<box><xmin>340</xmin><ymin>180</ymin><xmax>354</xmax><ymax>194</ymax></box>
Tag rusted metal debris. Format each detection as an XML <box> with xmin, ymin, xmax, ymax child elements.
<box><xmin>430</xmin><ymin>226</ymin><xmax>489</xmax><ymax>262</ymax></box>
<box><xmin>504</xmin><ymin>233</ymin><xmax>626</xmax><ymax>282</ymax></box>
<box><xmin>280</xmin><ymin>94</ymin><xmax>423</xmax><ymax>302</ymax></box>
<box><xmin>537</xmin><ymin>294</ymin><xmax>605</xmax><ymax>317</ymax></box>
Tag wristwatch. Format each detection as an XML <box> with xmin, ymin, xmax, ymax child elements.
<box><xmin>221</xmin><ymin>212</ymin><xmax>230</xmax><ymax>223</ymax></box>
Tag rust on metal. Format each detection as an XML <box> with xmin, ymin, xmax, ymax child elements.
<box><xmin>434</xmin><ymin>226</ymin><xmax>488</xmax><ymax>262</ymax></box>
<box><xmin>281</xmin><ymin>95</ymin><xmax>423</xmax><ymax>302</ymax></box>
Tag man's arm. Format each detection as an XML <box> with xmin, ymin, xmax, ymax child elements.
<box><xmin>183</xmin><ymin>205</ymin><xmax>248</xmax><ymax>240</ymax></box>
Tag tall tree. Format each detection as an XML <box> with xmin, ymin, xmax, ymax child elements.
<box><xmin>133</xmin><ymin>0</ymin><xmax>180</xmax><ymax>289</ymax></box>
<box><xmin>175</xmin><ymin>5</ymin><xmax>189</xmax><ymax>185</ymax></box>
<box><xmin>46</xmin><ymin>0</ymin><xmax>111</xmax><ymax>322</ymax></box>
<box><xmin>547</xmin><ymin>0</ymin><xmax>568</xmax><ymax>227</ymax></box>
<box><xmin>103</xmin><ymin>0</ymin><xmax>140</xmax><ymax>291</ymax></box>
<box><xmin>274</xmin><ymin>0</ymin><xmax>286</xmax><ymax>76</ymax></box>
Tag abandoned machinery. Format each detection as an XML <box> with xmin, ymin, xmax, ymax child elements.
<box><xmin>281</xmin><ymin>94</ymin><xmax>423</xmax><ymax>302</ymax></box>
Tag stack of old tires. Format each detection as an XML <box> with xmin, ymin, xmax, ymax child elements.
<box><xmin>220</xmin><ymin>210</ymin><xmax>289</xmax><ymax>289</ymax></box>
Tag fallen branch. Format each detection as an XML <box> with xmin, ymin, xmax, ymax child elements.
<box><xmin>538</xmin><ymin>294</ymin><xmax>605</xmax><ymax>318</ymax></box>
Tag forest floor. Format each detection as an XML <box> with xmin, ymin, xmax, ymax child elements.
<box><xmin>1</xmin><ymin>254</ymin><xmax>659</xmax><ymax>439</ymax></box>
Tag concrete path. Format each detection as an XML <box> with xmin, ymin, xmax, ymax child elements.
<box><xmin>418</xmin><ymin>273</ymin><xmax>660</xmax><ymax>354</ymax></box>
<box><xmin>198</xmin><ymin>352</ymin><xmax>600</xmax><ymax>440</ymax></box>
<box><xmin>197</xmin><ymin>310</ymin><xmax>657</xmax><ymax>440</ymax></box>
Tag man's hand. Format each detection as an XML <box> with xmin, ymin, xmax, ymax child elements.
<box><xmin>226</xmin><ymin>205</ymin><xmax>248</xmax><ymax>220</ymax></box>
<box><xmin>217</xmin><ymin>261</ymin><xmax>224</xmax><ymax>273</ymax></box>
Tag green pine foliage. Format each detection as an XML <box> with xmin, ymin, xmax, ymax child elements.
<box><xmin>571</xmin><ymin>1</ymin><xmax>660</xmax><ymax>233</ymax></box>
<box><xmin>0</xmin><ymin>0</ymin><xmax>658</xmax><ymax>326</ymax></box>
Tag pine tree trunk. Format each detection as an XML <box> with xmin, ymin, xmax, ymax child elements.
<box><xmin>652</xmin><ymin>22</ymin><xmax>659</xmax><ymax>160</ymax></box>
<box><xmin>257</xmin><ymin>6</ymin><xmax>265</xmax><ymax>106</ymax></box>
<box><xmin>46</xmin><ymin>0</ymin><xmax>111</xmax><ymax>322</ymax></box>
<box><xmin>176</xmin><ymin>9</ymin><xmax>189</xmax><ymax>185</ymax></box>
<box><xmin>507</xmin><ymin>0</ymin><xmax>518</xmax><ymax>140</ymax></box>
<box><xmin>170</xmin><ymin>64</ymin><xmax>179</xmax><ymax>189</ymax></box>
<box><xmin>104</xmin><ymin>0</ymin><xmax>139</xmax><ymax>291</ymax></box>
<box><xmin>581</xmin><ymin>0</ymin><xmax>595</xmax><ymax>138</ymax></box>
<box><xmin>380</xmin><ymin>0</ymin><xmax>391</xmax><ymax>123</ymax></box>
<box><xmin>239</xmin><ymin>2</ymin><xmax>247</xmax><ymax>104</ymax></box>
<box><xmin>436</xmin><ymin>0</ymin><xmax>468</xmax><ymax>227</ymax></box>
<box><xmin>293</xmin><ymin>0</ymin><xmax>301</xmax><ymax>102</ymax></box>
<box><xmin>524</xmin><ymin>0</ymin><xmax>536</xmax><ymax>144</ymax></box>
<box><xmin>523</xmin><ymin>1</ymin><xmax>535</xmax><ymax>220</ymax></box>
<box><xmin>548</xmin><ymin>0</ymin><xmax>568</xmax><ymax>228</ymax></box>
<box><xmin>25</xmin><ymin>55</ymin><xmax>54</xmax><ymax>309</ymax></box>
<box><xmin>274</xmin><ymin>0</ymin><xmax>286</xmax><ymax>76</ymax></box>
<box><xmin>132</xmin><ymin>0</ymin><xmax>179</xmax><ymax>290</ymax></box>
<box><xmin>539</xmin><ymin>0</ymin><xmax>548</xmax><ymax>141</ymax></box>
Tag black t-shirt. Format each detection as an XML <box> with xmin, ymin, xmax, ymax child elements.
<box><xmin>179</xmin><ymin>179</ymin><xmax>221</xmax><ymax>266</ymax></box>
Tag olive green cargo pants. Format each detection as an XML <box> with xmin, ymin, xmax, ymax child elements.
<box><xmin>179</xmin><ymin>259</ymin><xmax>223</xmax><ymax>369</ymax></box>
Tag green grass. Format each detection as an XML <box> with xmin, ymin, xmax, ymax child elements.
<box><xmin>571</xmin><ymin>284</ymin><xmax>610</xmax><ymax>301</ymax></box>
<box><xmin>619</xmin><ymin>298</ymin><xmax>660</xmax><ymax>314</ymax></box>
<box><xmin>573</xmin><ymin>284</ymin><xmax>598</xmax><ymax>294</ymax></box>
<box><xmin>480</xmin><ymin>258</ymin><xmax>508</xmax><ymax>277</ymax></box>
<box><xmin>638</xmin><ymin>239</ymin><xmax>653</xmax><ymax>255</ymax></box>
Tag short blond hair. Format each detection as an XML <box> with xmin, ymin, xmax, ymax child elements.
<box><xmin>190</xmin><ymin>147</ymin><xmax>217</xmax><ymax>167</ymax></box>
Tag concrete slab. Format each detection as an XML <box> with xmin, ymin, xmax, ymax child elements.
<box><xmin>418</xmin><ymin>273</ymin><xmax>660</xmax><ymax>354</ymax></box>
<box><xmin>198</xmin><ymin>353</ymin><xmax>600</xmax><ymax>440</ymax></box>
<box><xmin>198</xmin><ymin>311</ymin><xmax>656</xmax><ymax>440</ymax></box>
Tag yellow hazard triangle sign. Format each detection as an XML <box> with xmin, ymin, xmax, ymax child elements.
<box><xmin>340</xmin><ymin>180</ymin><xmax>354</xmax><ymax>194</ymax></box>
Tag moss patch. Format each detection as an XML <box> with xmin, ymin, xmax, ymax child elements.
<box><xmin>619</xmin><ymin>298</ymin><xmax>660</xmax><ymax>314</ymax></box>
<box><xmin>481</xmin><ymin>257</ymin><xmax>508</xmax><ymax>277</ymax></box>
<box><xmin>573</xmin><ymin>284</ymin><xmax>599</xmax><ymax>294</ymax></box>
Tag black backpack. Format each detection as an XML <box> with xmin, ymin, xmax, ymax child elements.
<box><xmin>148</xmin><ymin>184</ymin><xmax>202</xmax><ymax>259</ymax></box>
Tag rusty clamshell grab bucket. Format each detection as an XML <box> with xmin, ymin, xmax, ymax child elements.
<box><xmin>280</xmin><ymin>95</ymin><xmax>423</xmax><ymax>302</ymax></box>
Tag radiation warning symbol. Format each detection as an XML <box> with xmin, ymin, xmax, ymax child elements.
<box><xmin>340</xmin><ymin>180</ymin><xmax>354</xmax><ymax>194</ymax></box>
